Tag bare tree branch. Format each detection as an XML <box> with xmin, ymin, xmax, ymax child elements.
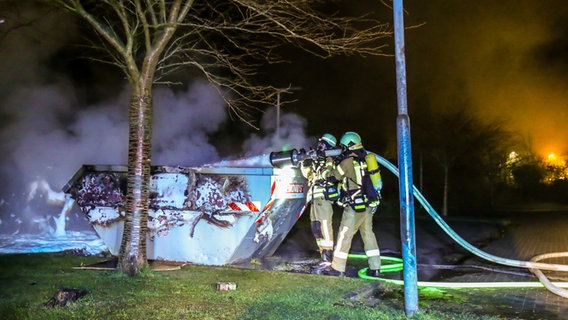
<box><xmin>54</xmin><ymin>0</ymin><xmax>391</xmax><ymax>121</ymax></box>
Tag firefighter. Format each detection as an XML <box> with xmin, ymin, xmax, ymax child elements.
<box><xmin>315</xmin><ymin>131</ymin><xmax>381</xmax><ymax>277</ymax></box>
<box><xmin>300</xmin><ymin>133</ymin><xmax>340</xmax><ymax>269</ymax></box>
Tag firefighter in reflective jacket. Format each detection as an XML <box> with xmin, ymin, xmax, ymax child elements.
<box><xmin>300</xmin><ymin>133</ymin><xmax>340</xmax><ymax>269</ymax></box>
<box><xmin>316</xmin><ymin>131</ymin><xmax>381</xmax><ymax>277</ymax></box>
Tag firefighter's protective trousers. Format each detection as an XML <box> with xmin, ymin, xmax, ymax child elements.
<box><xmin>331</xmin><ymin>206</ymin><xmax>381</xmax><ymax>273</ymax></box>
<box><xmin>301</xmin><ymin>157</ymin><xmax>336</xmax><ymax>253</ymax></box>
<box><xmin>310</xmin><ymin>197</ymin><xmax>334</xmax><ymax>252</ymax></box>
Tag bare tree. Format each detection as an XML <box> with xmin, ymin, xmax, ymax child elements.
<box><xmin>476</xmin><ymin>119</ymin><xmax>513</xmax><ymax>208</ymax></box>
<box><xmin>52</xmin><ymin>0</ymin><xmax>391</xmax><ymax>276</ymax></box>
<box><xmin>420</xmin><ymin>109</ymin><xmax>511</xmax><ymax>216</ymax></box>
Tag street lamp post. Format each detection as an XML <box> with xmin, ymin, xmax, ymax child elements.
<box><xmin>393</xmin><ymin>0</ymin><xmax>419</xmax><ymax>316</ymax></box>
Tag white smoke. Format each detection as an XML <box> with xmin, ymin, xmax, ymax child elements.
<box><xmin>242</xmin><ymin>107</ymin><xmax>315</xmax><ymax>156</ymax></box>
<box><xmin>5</xmin><ymin>81</ymin><xmax>227</xmax><ymax>189</ymax></box>
<box><xmin>1</xmin><ymin>76</ymin><xmax>312</xmax><ymax>232</ymax></box>
<box><xmin>152</xmin><ymin>82</ymin><xmax>226</xmax><ymax>166</ymax></box>
<box><xmin>0</xmin><ymin>4</ymin><xmax>315</xmax><ymax>234</ymax></box>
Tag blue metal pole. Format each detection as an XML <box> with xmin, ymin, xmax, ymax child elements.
<box><xmin>393</xmin><ymin>0</ymin><xmax>418</xmax><ymax>315</ymax></box>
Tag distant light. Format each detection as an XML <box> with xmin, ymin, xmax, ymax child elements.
<box><xmin>0</xmin><ymin>19</ymin><xmax>5</xmax><ymax>24</ymax></box>
<box><xmin>548</xmin><ymin>153</ymin><xmax>556</xmax><ymax>161</ymax></box>
<box><xmin>507</xmin><ymin>151</ymin><xmax>518</xmax><ymax>164</ymax></box>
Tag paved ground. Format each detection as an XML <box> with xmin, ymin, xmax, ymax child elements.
<box><xmin>449</xmin><ymin>211</ymin><xmax>568</xmax><ymax>319</ymax></box>
<box><xmin>273</xmin><ymin>209</ymin><xmax>568</xmax><ymax>319</ymax></box>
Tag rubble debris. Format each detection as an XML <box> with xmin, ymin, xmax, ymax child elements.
<box><xmin>44</xmin><ymin>288</ymin><xmax>87</xmax><ymax>307</ymax></box>
<box><xmin>216</xmin><ymin>282</ymin><xmax>237</xmax><ymax>291</ymax></box>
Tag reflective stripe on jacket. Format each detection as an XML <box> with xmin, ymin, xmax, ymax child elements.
<box><xmin>301</xmin><ymin>157</ymin><xmax>333</xmax><ymax>200</ymax></box>
<box><xmin>332</xmin><ymin>155</ymin><xmax>364</xmax><ymax>194</ymax></box>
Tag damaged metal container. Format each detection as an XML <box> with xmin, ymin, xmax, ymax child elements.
<box><xmin>63</xmin><ymin>163</ymin><xmax>307</xmax><ymax>265</ymax></box>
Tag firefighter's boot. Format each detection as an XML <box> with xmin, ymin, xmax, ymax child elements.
<box><xmin>320</xmin><ymin>249</ymin><xmax>333</xmax><ymax>265</ymax></box>
<box><xmin>366</xmin><ymin>268</ymin><xmax>381</xmax><ymax>278</ymax></box>
<box><xmin>312</xmin><ymin>249</ymin><xmax>333</xmax><ymax>274</ymax></box>
<box><xmin>320</xmin><ymin>266</ymin><xmax>345</xmax><ymax>277</ymax></box>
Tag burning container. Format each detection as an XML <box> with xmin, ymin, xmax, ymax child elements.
<box><xmin>63</xmin><ymin>163</ymin><xmax>308</xmax><ymax>265</ymax></box>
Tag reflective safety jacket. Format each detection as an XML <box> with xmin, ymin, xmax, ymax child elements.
<box><xmin>324</xmin><ymin>151</ymin><xmax>369</xmax><ymax>211</ymax></box>
<box><xmin>300</xmin><ymin>156</ymin><xmax>336</xmax><ymax>201</ymax></box>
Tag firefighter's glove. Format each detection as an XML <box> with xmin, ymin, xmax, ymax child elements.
<box><xmin>316</xmin><ymin>148</ymin><xmax>327</xmax><ymax>158</ymax></box>
<box><xmin>301</xmin><ymin>158</ymin><xmax>314</xmax><ymax>168</ymax></box>
<box><xmin>326</xmin><ymin>175</ymin><xmax>339</xmax><ymax>184</ymax></box>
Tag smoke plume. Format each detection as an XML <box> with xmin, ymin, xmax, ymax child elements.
<box><xmin>0</xmin><ymin>5</ymin><xmax>313</xmax><ymax>234</ymax></box>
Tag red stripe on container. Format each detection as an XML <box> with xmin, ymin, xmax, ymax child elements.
<box><xmin>246</xmin><ymin>202</ymin><xmax>259</xmax><ymax>212</ymax></box>
<box><xmin>228</xmin><ymin>202</ymin><xmax>240</xmax><ymax>211</ymax></box>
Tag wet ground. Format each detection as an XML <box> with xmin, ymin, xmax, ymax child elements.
<box><xmin>254</xmin><ymin>209</ymin><xmax>568</xmax><ymax>320</ymax></box>
<box><xmin>264</xmin><ymin>207</ymin><xmax>509</xmax><ymax>279</ymax></box>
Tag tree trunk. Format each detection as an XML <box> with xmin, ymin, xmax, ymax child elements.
<box><xmin>118</xmin><ymin>87</ymin><xmax>153</xmax><ymax>276</ymax></box>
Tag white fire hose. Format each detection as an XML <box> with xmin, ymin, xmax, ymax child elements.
<box><xmin>373</xmin><ymin>153</ymin><xmax>568</xmax><ymax>298</ymax></box>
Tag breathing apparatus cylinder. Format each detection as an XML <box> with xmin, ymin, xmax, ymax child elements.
<box><xmin>365</xmin><ymin>153</ymin><xmax>382</xmax><ymax>191</ymax></box>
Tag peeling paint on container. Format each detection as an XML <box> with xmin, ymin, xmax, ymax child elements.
<box><xmin>63</xmin><ymin>163</ymin><xmax>307</xmax><ymax>266</ymax></box>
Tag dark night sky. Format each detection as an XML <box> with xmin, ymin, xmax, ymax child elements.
<box><xmin>1</xmin><ymin>1</ymin><xmax>568</xmax><ymax>207</ymax></box>
<box><xmin>404</xmin><ymin>1</ymin><xmax>568</xmax><ymax>157</ymax></box>
<box><xmin>274</xmin><ymin>1</ymin><xmax>568</xmax><ymax>158</ymax></box>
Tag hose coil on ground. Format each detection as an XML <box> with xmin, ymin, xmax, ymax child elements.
<box><xmin>369</xmin><ymin>153</ymin><xmax>568</xmax><ymax>298</ymax></box>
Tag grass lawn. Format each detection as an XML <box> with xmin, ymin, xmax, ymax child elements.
<box><xmin>0</xmin><ymin>252</ymin><xmax>504</xmax><ymax>320</ymax></box>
